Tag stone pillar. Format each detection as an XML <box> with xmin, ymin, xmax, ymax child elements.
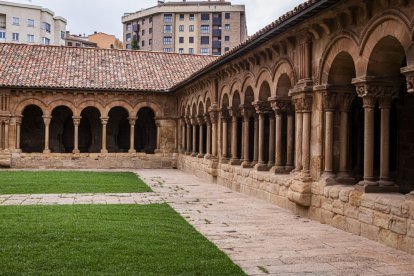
<box><xmin>257</xmin><ymin>112</ymin><xmax>265</xmax><ymax>165</ymax></box>
<box><xmin>378</xmin><ymin>97</ymin><xmax>393</xmax><ymax>186</ymax></box>
<box><xmin>253</xmin><ymin>115</ymin><xmax>259</xmax><ymax>165</ymax></box>
<box><xmin>301</xmin><ymin>96</ymin><xmax>312</xmax><ymax>177</ymax></box>
<box><xmin>100</xmin><ymin>117</ymin><xmax>108</xmax><ymax>154</ymax></box>
<box><xmin>361</xmin><ymin>95</ymin><xmax>376</xmax><ymax>186</ymax></box>
<box><xmin>253</xmin><ymin>102</ymin><xmax>268</xmax><ymax>171</ymax></box>
<box><xmin>156</xmin><ymin>120</ymin><xmax>161</xmax><ymax>153</ymax></box>
<box><xmin>293</xmin><ymin>99</ymin><xmax>303</xmax><ymax>172</ymax></box>
<box><xmin>43</xmin><ymin>115</ymin><xmax>52</xmax><ymax>154</ymax></box>
<box><xmin>204</xmin><ymin>114</ymin><xmax>211</xmax><ymax>158</ymax></box>
<box><xmin>181</xmin><ymin>119</ymin><xmax>186</xmax><ymax>154</ymax></box>
<box><xmin>128</xmin><ymin>117</ymin><xmax>137</xmax><ymax>153</ymax></box>
<box><xmin>270</xmin><ymin>98</ymin><xmax>291</xmax><ymax>173</ymax></box>
<box><xmin>286</xmin><ymin>110</ymin><xmax>294</xmax><ymax>171</ymax></box>
<box><xmin>241</xmin><ymin>107</ymin><xmax>251</xmax><ymax>166</ymax></box>
<box><xmin>275</xmin><ymin>111</ymin><xmax>283</xmax><ymax>169</ymax></box>
<box><xmin>210</xmin><ymin>111</ymin><xmax>218</xmax><ymax>158</ymax></box>
<box><xmin>15</xmin><ymin>116</ymin><xmax>22</xmax><ymax>152</ymax></box>
<box><xmin>73</xmin><ymin>116</ymin><xmax>81</xmax><ymax>154</ymax></box>
<box><xmin>4</xmin><ymin>119</ymin><xmax>9</xmax><ymax>151</ymax></box>
<box><xmin>197</xmin><ymin>116</ymin><xmax>204</xmax><ymax>158</ymax></box>
<box><xmin>323</xmin><ymin>92</ymin><xmax>336</xmax><ymax>178</ymax></box>
<box><xmin>186</xmin><ymin>118</ymin><xmax>191</xmax><ymax>154</ymax></box>
<box><xmin>229</xmin><ymin>109</ymin><xmax>240</xmax><ymax>164</ymax></box>
<box><xmin>221</xmin><ymin>110</ymin><xmax>229</xmax><ymax>162</ymax></box>
<box><xmin>268</xmin><ymin>114</ymin><xmax>275</xmax><ymax>167</ymax></box>
<box><xmin>191</xmin><ymin>118</ymin><xmax>197</xmax><ymax>157</ymax></box>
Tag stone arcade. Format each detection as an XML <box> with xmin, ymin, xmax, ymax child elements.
<box><xmin>1</xmin><ymin>0</ymin><xmax>414</xmax><ymax>254</ymax></box>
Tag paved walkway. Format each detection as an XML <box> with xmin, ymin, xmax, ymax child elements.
<box><xmin>1</xmin><ymin>169</ymin><xmax>414</xmax><ymax>275</ymax></box>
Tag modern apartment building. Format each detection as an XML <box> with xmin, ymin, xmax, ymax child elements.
<box><xmin>0</xmin><ymin>1</ymin><xmax>66</xmax><ymax>46</ymax></box>
<box><xmin>122</xmin><ymin>0</ymin><xmax>247</xmax><ymax>55</ymax></box>
<box><xmin>88</xmin><ymin>32</ymin><xmax>123</xmax><ymax>49</ymax></box>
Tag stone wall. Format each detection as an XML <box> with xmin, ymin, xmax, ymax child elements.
<box><xmin>178</xmin><ymin>154</ymin><xmax>414</xmax><ymax>255</ymax></box>
<box><xmin>12</xmin><ymin>152</ymin><xmax>177</xmax><ymax>169</ymax></box>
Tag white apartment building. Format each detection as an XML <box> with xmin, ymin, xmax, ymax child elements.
<box><xmin>0</xmin><ymin>1</ymin><xmax>67</xmax><ymax>46</ymax></box>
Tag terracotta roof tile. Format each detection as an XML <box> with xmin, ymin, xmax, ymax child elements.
<box><xmin>0</xmin><ymin>43</ymin><xmax>217</xmax><ymax>92</ymax></box>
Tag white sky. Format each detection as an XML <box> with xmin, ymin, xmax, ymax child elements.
<box><xmin>4</xmin><ymin>0</ymin><xmax>304</xmax><ymax>38</ymax></box>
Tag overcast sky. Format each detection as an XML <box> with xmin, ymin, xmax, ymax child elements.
<box><xmin>5</xmin><ymin>0</ymin><xmax>304</xmax><ymax>38</ymax></box>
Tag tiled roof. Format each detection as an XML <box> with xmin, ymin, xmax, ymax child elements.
<box><xmin>0</xmin><ymin>43</ymin><xmax>217</xmax><ymax>92</ymax></box>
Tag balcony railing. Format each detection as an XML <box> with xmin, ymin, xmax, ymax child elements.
<box><xmin>213</xmin><ymin>17</ymin><xmax>222</xmax><ymax>26</ymax></box>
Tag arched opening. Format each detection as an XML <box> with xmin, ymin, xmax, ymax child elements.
<box><xmin>79</xmin><ymin>107</ymin><xmax>102</xmax><ymax>153</ymax></box>
<box><xmin>21</xmin><ymin>105</ymin><xmax>44</xmax><ymax>153</ymax></box>
<box><xmin>231</xmin><ymin>91</ymin><xmax>242</xmax><ymax>161</ymax></box>
<box><xmin>364</xmin><ymin>35</ymin><xmax>409</xmax><ymax>192</ymax></box>
<box><xmin>244</xmin><ymin>86</ymin><xmax>255</xmax><ymax>163</ymax></box>
<box><xmin>135</xmin><ymin>107</ymin><xmax>157</xmax><ymax>154</ymax></box>
<box><xmin>107</xmin><ymin>107</ymin><xmax>130</xmax><ymax>153</ymax></box>
<box><xmin>50</xmin><ymin>106</ymin><xmax>74</xmax><ymax>153</ymax></box>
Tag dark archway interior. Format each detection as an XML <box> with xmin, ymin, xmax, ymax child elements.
<box><xmin>50</xmin><ymin>106</ymin><xmax>74</xmax><ymax>153</ymax></box>
<box><xmin>79</xmin><ymin>107</ymin><xmax>102</xmax><ymax>153</ymax></box>
<box><xmin>21</xmin><ymin>105</ymin><xmax>44</xmax><ymax>153</ymax></box>
<box><xmin>135</xmin><ymin>107</ymin><xmax>157</xmax><ymax>154</ymax></box>
<box><xmin>349</xmin><ymin>97</ymin><xmax>364</xmax><ymax>181</ymax></box>
<box><xmin>107</xmin><ymin>107</ymin><xmax>130</xmax><ymax>153</ymax></box>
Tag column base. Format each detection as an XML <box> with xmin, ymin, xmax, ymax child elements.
<box><xmin>254</xmin><ymin>163</ymin><xmax>269</xmax><ymax>172</ymax></box>
<box><xmin>270</xmin><ymin>165</ymin><xmax>287</xmax><ymax>174</ymax></box>
<box><xmin>221</xmin><ymin>157</ymin><xmax>229</xmax><ymax>164</ymax></box>
<box><xmin>284</xmin><ymin>166</ymin><xmax>295</xmax><ymax>173</ymax></box>
<box><xmin>356</xmin><ymin>182</ymin><xmax>399</xmax><ymax>193</ymax></box>
<box><xmin>229</xmin><ymin>159</ymin><xmax>242</xmax><ymax>166</ymax></box>
<box><xmin>100</xmin><ymin>150</ymin><xmax>108</xmax><ymax>154</ymax></box>
<box><xmin>197</xmin><ymin>153</ymin><xmax>205</xmax><ymax>158</ymax></box>
<box><xmin>43</xmin><ymin>149</ymin><xmax>51</xmax><ymax>154</ymax></box>
<box><xmin>190</xmin><ymin>152</ymin><xmax>198</xmax><ymax>157</ymax></box>
<box><xmin>72</xmin><ymin>149</ymin><xmax>80</xmax><ymax>154</ymax></box>
<box><xmin>204</xmin><ymin>154</ymin><xmax>211</xmax><ymax>160</ymax></box>
<box><xmin>154</xmin><ymin>149</ymin><xmax>162</xmax><ymax>154</ymax></box>
<box><xmin>241</xmin><ymin>161</ymin><xmax>253</xmax><ymax>168</ymax></box>
<box><xmin>128</xmin><ymin>149</ymin><xmax>136</xmax><ymax>154</ymax></box>
<box><xmin>14</xmin><ymin>149</ymin><xmax>22</xmax><ymax>153</ymax></box>
<box><xmin>185</xmin><ymin>152</ymin><xmax>192</xmax><ymax>156</ymax></box>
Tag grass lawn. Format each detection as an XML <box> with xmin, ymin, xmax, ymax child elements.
<box><xmin>0</xmin><ymin>171</ymin><xmax>152</xmax><ymax>194</ymax></box>
<box><xmin>0</xmin><ymin>204</ymin><xmax>245</xmax><ymax>275</ymax></box>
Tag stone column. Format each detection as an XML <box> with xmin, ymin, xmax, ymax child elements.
<box><xmin>361</xmin><ymin>95</ymin><xmax>376</xmax><ymax>186</ymax></box>
<box><xmin>302</xmin><ymin>96</ymin><xmax>312</xmax><ymax>177</ymax></box>
<box><xmin>4</xmin><ymin>119</ymin><xmax>9</xmax><ymax>151</ymax></box>
<box><xmin>241</xmin><ymin>107</ymin><xmax>251</xmax><ymax>166</ymax></box>
<box><xmin>204</xmin><ymin>114</ymin><xmax>211</xmax><ymax>158</ymax></box>
<box><xmin>128</xmin><ymin>117</ymin><xmax>137</xmax><ymax>153</ymax></box>
<box><xmin>286</xmin><ymin>110</ymin><xmax>294</xmax><ymax>171</ymax></box>
<box><xmin>323</xmin><ymin>92</ymin><xmax>336</xmax><ymax>178</ymax></box>
<box><xmin>253</xmin><ymin>102</ymin><xmax>268</xmax><ymax>171</ymax></box>
<box><xmin>100</xmin><ymin>117</ymin><xmax>109</xmax><ymax>154</ymax></box>
<box><xmin>197</xmin><ymin>116</ymin><xmax>204</xmax><ymax>158</ymax></box>
<box><xmin>270</xmin><ymin>98</ymin><xmax>291</xmax><ymax>173</ymax></box>
<box><xmin>337</xmin><ymin>93</ymin><xmax>355</xmax><ymax>182</ymax></box>
<box><xmin>221</xmin><ymin>111</ymin><xmax>229</xmax><ymax>162</ymax></box>
<box><xmin>73</xmin><ymin>116</ymin><xmax>81</xmax><ymax>154</ymax></box>
<box><xmin>253</xmin><ymin>114</ymin><xmax>259</xmax><ymax>165</ymax></box>
<box><xmin>294</xmin><ymin>98</ymin><xmax>303</xmax><ymax>172</ymax></box>
<box><xmin>268</xmin><ymin>114</ymin><xmax>275</xmax><ymax>167</ymax></box>
<box><xmin>15</xmin><ymin>116</ymin><xmax>22</xmax><ymax>152</ymax></box>
<box><xmin>229</xmin><ymin>109</ymin><xmax>239</xmax><ymax>164</ymax></box>
<box><xmin>210</xmin><ymin>111</ymin><xmax>218</xmax><ymax>158</ymax></box>
<box><xmin>156</xmin><ymin>120</ymin><xmax>161</xmax><ymax>153</ymax></box>
<box><xmin>43</xmin><ymin>115</ymin><xmax>52</xmax><ymax>154</ymax></box>
<box><xmin>191</xmin><ymin>118</ymin><xmax>197</xmax><ymax>157</ymax></box>
<box><xmin>378</xmin><ymin>97</ymin><xmax>393</xmax><ymax>186</ymax></box>
<box><xmin>275</xmin><ymin>111</ymin><xmax>283</xmax><ymax>169</ymax></box>
<box><xmin>181</xmin><ymin>119</ymin><xmax>186</xmax><ymax>154</ymax></box>
<box><xmin>186</xmin><ymin>118</ymin><xmax>191</xmax><ymax>154</ymax></box>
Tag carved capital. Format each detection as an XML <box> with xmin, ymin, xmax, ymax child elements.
<box><xmin>73</xmin><ymin>116</ymin><xmax>82</xmax><ymax>126</ymax></box>
<box><xmin>270</xmin><ymin>99</ymin><xmax>292</xmax><ymax>114</ymax></box>
<box><xmin>209</xmin><ymin>110</ymin><xmax>219</xmax><ymax>124</ymax></box>
<box><xmin>228</xmin><ymin>107</ymin><xmax>240</xmax><ymax>118</ymax></box>
<box><xmin>253</xmin><ymin>101</ymin><xmax>270</xmax><ymax>114</ymax></box>
<box><xmin>197</xmin><ymin>115</ymin><xmax>204</xmax><ymax>125</ymax></box>
<box><xmin>100</xmin><ymin>117</ymin><xmax>109</xmax><ymax>125</ymax></box>
<box><xmin>362</xmin><ymin>95</ymin><xmax>376</xmax><ymax>109</ymax></box>
<box><xmin>323</xmin><ymin>92</ymin><xmax>337</xmax><ymax>111</ymax></box>
<box><xmin>353</xmin><ymin>77</ymin><xmax>401</xmax><ymax>99</ymax></box>
<box><xmin>203</xmin><ymin>113</ymin><xmax>211</xmax><ymax>125</ymax></box>
<box><xmin>378</xmin><ymin>96</ymin><xmax>392</xmax><ymax>109</ymax></box>
<box><xmin>401</xmin><ymin>66</ymin><xmax>414</xmax><ymax>94</ymax></box>
<box><xmin>42</xmin><ymin>115</ymin><xmax>52</xmax><ymax>125</ymax></box>
<box><xmin>338</xmin><ymin>93</ymin><xmax>356</xmax><ymax>112</ymax></box>
<box><xmin>128</xmin><ymin>117</ymin><xmax>137</xmax><ymax>126</ymax></box>
<box><xmin>14</xmin><ymin>115</ymin><xmax>22</xmax><ymax>125</ymax></box>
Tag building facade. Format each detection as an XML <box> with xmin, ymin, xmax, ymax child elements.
<box><xmin>65</xmin><ymin>32</ymin><xmax>97</xmax><ymax>48</ymax></box>
<box><xmin>122</xmin><ymin>0</ymin><xmax>247</xmax><ymax>55</ymax></box>
<box><xmin>88</xmin><ymin>32</ymin><xmax>123</xmax><ymax>49</ymax></box>
<box><xmin>0</xmin><ymin>0</ymin><xmax>66</xmax><ymax>46</ymax></box>
<box><xmin>1</xmin><ymin>0</ymin><xmax>414</xmax><ymax>255</ymax></box>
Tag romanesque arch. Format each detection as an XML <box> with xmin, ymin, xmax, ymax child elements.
<box><xmin>50</xmin><ymin>106</ymin><xmax>74</xmax><ymax>153</ymax></box>
<box><xmin>20</xmin><ymin>104</ymin><xmax>45</xmax><ymax>153</ymax></box>
<box><xmin>135</xmin><ymin>107</ymin><xmax>157</xmax><ymax>154</ymax></box>
<box><xmin>14</xmin><ymin>98</ymin><xmax>48</xmax><ymax>116</ymax></box>
<box><xmin>107</xmin><ymin>106</ymin><xmax>130</xmax><ymax>153</ymax></box>
<box><xmin>79</xmin><ymin>106</ymin><xmax>102</xmax><ymax>153</ymax></box>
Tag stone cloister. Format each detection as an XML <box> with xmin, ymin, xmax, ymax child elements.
<box><xmin>1</xmin><ymin>0</ymin><xmax>414</xmax><ymax>254</ymax></box>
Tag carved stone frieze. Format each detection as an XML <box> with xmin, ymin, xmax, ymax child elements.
<box><xmin>401</xmin><ymin>66</ymin><xmax>414</xmax><ymax>94</ymax></box>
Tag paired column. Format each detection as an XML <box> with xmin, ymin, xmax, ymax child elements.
<box><xmin>73</xmin><ymin>116</ymin><xmax>81</xmax><ymax>154</ymax></box>
<box><xmin>253</xmin><ymin>115</ymin><xmax>259</xmax><ymax>165</ymax></box>
<box><xmin>253</xmin><ymin>102</ymin><xmax>268</xmax><ymax>171</ymax></box>
<box><xmin>241</xmin><ymin>108</ymin><xmax>251</xmax><ymax>165</ymax></box>
<box><xmin>15</xmin><ymin>116</ymin><xmax>22</xmax><ymax>152</ymax></box>
<box><xmin>379</xmin><ymin>97</ymin><xmax>393</xmax><ymax>186</ymax></box>
<box><xmin>268</xmin><ymin>114</ymin><xmax>275</xmax><ymax>167</ymax></box>
<box><xmin>210</xmin><ymin>110</ymin><xmax>219</xmax><ymax>158</ymax></box>
<box><xmin>293</xmin><ymin>98</ymin><xmax>303</xmax><ymax>172</ymax></box>
<box><xmin>302</xmin><ymin>98</ymin><xmax>312</xmax><ymax>177</ymax></box>
<box><xmin>323</xmin><ymin>92</ymin><xmax>336</xmax><ymax>177</ymax></box>
<box><xmin>229</xmin><ymin>109</ymin><xmax>240</xmax><ymax>164</ymax></box>
<box><xmin>128</xmin><ymin>117</ymin><xmax>137</xmax><ymax>153</ymax></box>
<box><xmin>191</xmin><ymin>118</ymin><xmax>197</xmax><ymax>157</ymax></box>
<box><xmin>197</xmin><ymin>116</ymin><xmax>204</xmax><ymax>157</ymax></box>
<box><xmin>100</xmin><ymin>117</ymin><xmax>108</xmax><ymax>154</ymax></box>
<box><xmin>286</xmin><ymin>111</ymin><xmax>294</xmax><ymax>170</ymax></box>
<box><xmin>204</xmin><ymin>114</ymin><xmax>211</xmax><ymax>158</ymax></box>
<box><xmin>3</xmin><ymin>119</ymin><xmax>9</xmax><ymax>150</ymax></box>
<box><xmin>43</xmin><ymin>115</ymin><xmax>52</xmax><ymax>154</ymax></box>
<box><xmin>181</xmin><ymin>119</ymin><xmax>186</xmax><ymax>154</ymax></box>
<box><xmin>221</xmin><ymin>110</ymin><xmax>229</xmax><ymax>162</ymax></box>
<box><xmin>186</xmin><ymin>117</ymin><xmax>191</xmax><ymax>154</ymax></box>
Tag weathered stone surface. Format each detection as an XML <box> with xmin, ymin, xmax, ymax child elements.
<box><xmin>373</xmin><ymin>211</ymin><xmax>390</xmax><ymax>229</ymax></box>
<box><xmin>359</xmin><ymin>207</ymin><xmax>374</xmax><ymax>224</ymax></box>
<box><xmin>361</xmin><ymin>223</ymin><xmax>380</xmax><ymax>241</ymax></box>
<box><xmin>389</xmin><ymin>216</ymin><xmax>407</xmax><ymax>235</ymax></box>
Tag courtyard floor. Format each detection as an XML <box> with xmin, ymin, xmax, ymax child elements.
<box><xmin>1</xmin><ymin>169</ymin><xmax>414</xmax><ymax>275</ymax></box>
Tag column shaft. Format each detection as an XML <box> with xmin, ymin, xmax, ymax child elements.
<box><xmin>101</xmin><ymin>118</ymin><xmax>108</xmax><ymax>154</ymax></box>
<box><xmin>243</xmin><ymin>116</ymin><xmax>249</xmax><ymax>162</ymax></box>
<box><xmin>379</xmin><ymin>98</ymin><xmax>392</xmax><ymax>185</ymax></box>
<box><xmin>192</xmin><ymin>124</ymin><xmax>197</xmax><ymax>155</ymax></box>
<box><xmin>324</xmin><ymin>110</ymin><xmax>334</xmax><ymax>174</ymax></box>
<box><xmin>128</xmin><ymin>118</ymin><xmax>136</xmax><ymax>154</ymax></box>
<box><xmin>258</xmin><ymin>113</ymin><xmax>265</xmax><ymax>164</ymax></box>
<box><xmin>275</xmin><ymin>113</ymin><xmax>283</xmax><ymax>167</ymax></box>
<box><xmin>363</xmin><ymin>97</ymin><xmax>375</xmax><ymax>183</ymax></box>
<box><xmin>302</xmin><ymin>112</ymin><xmax>311</xmax><ymax>174</ymax></box>
<box><xmin>222</xmin><ymin>119</ymin><xmax>228</xmax><ymax>159</ymax></box>
<box><xmin>338</xmin><ymin>111</ymin><xmax>349</xmax><ymax>176</ymax></box>
<box><xmin>286</xmin><ymin>113</ymin><xmax>294</xmax><ymax>169</ymax></box>
<box><xmin>295</xmin><ymin>112</ymin><xmax>303</xmax><ymax>171</ymax></box>
<box><xmin>16</xmin><ymin>122</ymin><xmax>21</xmax><ymax>151</ymax></box>
<box><xmin>268</xmin><ymin>116</ymin><xmax>275</xmax><ymax>166</ymax></box>
<box><xmin>43</xmin><ymin>116</ymin><xmax>51</xmax><ymax>154</ymax></box>
<box><xmin>199</xmin><ymin>124</ymin><xmax>203</xmax><ymax>155</ymax></box>
<box><xmin>253</xmin><ymin>116</ymin><xmax>258</xmax><ymax>163</ymax></box>
<box><xmin>206</xmin><ymin>123</ymin><xmax>211</xmax><ymax>156</ymax></box>
<box><xmin>231</xmin><ymin>116</ymin><xmax>238</xmax><ymax>160</ymax></box>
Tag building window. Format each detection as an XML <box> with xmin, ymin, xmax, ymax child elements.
<box><xmin>12</xmin><ymin>17</ymin><xmax>19</xmax><ymax>26</ymax></box>
<box><xmin>126</xmin><ymin>44</ymin><xmax>131</xmax><ymax>49</ymax></box>
<box><xmin>142</xmin><ymin>19</ymin><xmax>145</xmax><ymax>25</ymax></box>
<box><xmin>149</xmin><ymin>39</ymin><xmax>152</xmax><ymax>45</ymax></box>
<box><xmin>179</xmin><ymin>37</ymin><xmax>184</xmax><ymax>44</ymax></box>
<box><xmin>12</xmin><ymin>33</ymin><xmax>19</xmax><ymax>41</ymax></box>
<box><xmin>27</xmin><ymin>19</ymin><xmax>34</xmax><ymax>27</ymax></box>
<box><xmin>126</xmin><ymin>33</ymin><xmax>132</xmax><ymax>42</ymax></box>
<box><xmin>200</xmin><ymin>25</ymin><xmax>210</xmax><ymax>33</ymax></box>
<box><xmin>149</xmin><ymin>17</ymin><xmax>152</xmax><ymax>23</ymax></box>
<box><xmin>179</xmin><ymin>14</ymin><xmax>185</xmax><ymax>21</ymax></box>
<box><xmin>189</xmin><ymin>48</ymin><xmax>194</xmax><ymax>54</ymax></box>
<box><xmin>142</xmin><ymin>40</ymin><xmax>145</xmax><ymax>47</ymax></box>
<box><xmin>163</xmin><ymin>36</ymin><xmax>172</xmax><ymax>45</ymax></box>
<box><xmin>142</xmin><ymin>30</ymin><xmax>145</xmax><ymax>36</ymax></box>
<box><xmin>68</xmin><ymin>42</ymin><xmax>73</xmax><ymax>46</ymax></box>
<box><xmin>27</xmin><ymin>34</ymin><xmax>34</xmax><ymax>43</ymax></box>
<box><xmin>75</xmin><ymin>42</ymin><xmax>81</xmax><ymax>47</ymax></box>
<box><xmin>225</xmin><ymin>47</ymin><xmax>230</xmax><ymax>52</ymax></box>
<box><xmin>43</xmin><ymin>22</ymin><xmax>51</xmax><ymax>33</ymax></box>
<box><xmin>201</xmin><ymin>13</ymin><xmax>210</xmax><ymax>22</ymax></box>
<box><xmin>225</xmin><ymin>13</ymin><xmax>231</xmax><ymax>19</ymax></box>
<box><xmin>179</xmin><ymin>25</ymin><xmax>184</xmax><ymax>32</ymax></box>
<box><xmin>225</xmin><ymin>24</ymin><xmax>230</xmax><ymax>30</ymax></box>
<box><xmin>126</xmin><ymin>23</ymin><xmax>132</xmax><ymax>31</ymax></box>
<box><xmin>61</xmin><ymin>31</ymin><xmax>65</xmax><ymax>39</ymax></box>
<box><xmin>189</xmin><ymin>14</ymin><xmax>195</xmax><ymax>21</ymax></box>
<box><xmin>42</xmin><ymin>37</ymin><xmax>50</xmax><ymax>45</ymax></box>
<box><xmin>0</xmin><ymin>31</ymin><xmax>5</xmax><ymax>39</ymax></box>
<box><xmin>201</xmin><ymin>48</ymin><xmax>210</xmax><ymax>55</ymax></box>
<box><xmin>225</xmin><ymin>36</ymin><xmax>230</xmax><ymax>42</ymax></box>
<box><xmin>201</xmin><ymin>36</ymin><xmax>209</xmax><ymax>45</ymax></box>
<box><xmin>164</xmin><ymin>25</ymin><xmax>172</xmax><ymax>33</ymax></box>
<box><xmin>179</xmin><ymin>48</ymin><xmax>184</xmax><ymax>54</ymax></box>
<box><xmin>189</xmin><ymin>37</ymin><xmax>194</xmax><ymax>44</ymax></box>
<box><xmin>189</xmin><ymin>25</ymin><xmax>194</xmax><ymax>32</ymax></box>
<box><xmin>149</xmin><ymin>28</ymin><xmax>153</xmax><ymax>34</ymax></box>
<box><xmin>163</xmin><ymin>48</ymin><xmax>172</xmax><ymax>53</ymax></box>
<box><xmin>164</xmin><ymin>14</ymin><xmax>173</xmax><ymax>23</ymax></box>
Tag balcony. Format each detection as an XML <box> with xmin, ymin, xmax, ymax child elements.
<box><xmin>212</xmin><ymin>41</ymin><xmax>221</xmax><ymax>49</ymax></box>
<box><xmin>212</xmin><ymin>29</ymin><xmax>221</xmax><ymax>37</ymax></box>
<box><xmin>133</xmin><ymin>24</ymin><xmax>139</xmax><ymax>32</ymax></box>
<box><xmin>213</xmin><ymin>17</ymin><xmax>222</xmax><ymax>26</ymax></box>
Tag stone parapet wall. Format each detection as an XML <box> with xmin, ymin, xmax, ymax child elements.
<box><xmin>11</xmin><ymin>153</ymin><xmax>177</xmax><ymax>169</ymax></box>
<box><xmin>178</xmin><ymin>155</ymin><xmax>414</xmax><ymax>255</ymax></box>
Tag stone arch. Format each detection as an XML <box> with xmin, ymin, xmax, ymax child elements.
<box><xmin>135</xmin><ymin>107</ymin><xmax>157</xmax><ymax>154</ymax></box>
<box><xmin>48</xmin><ymin>100</ymin><xmax>77</xmax><ymax>117</ymax></box>
<box><xmin>220</xmin><ymin>85</ymin><xmax>230</xmax><ymax>108</ymax></box>
<box><xmin>255</xmin><ymin>68</ymin><xmax>274</xmax><ymax>95</ymax></box>
<box><xmin>319</xmin><ymin>34</ymin><xmax>359</xmax><ymax>84</ymax></box>
<box><xmin>20</xmin><ymin>104</ymin><xmax>45</xmax><ymax>153</ymax></box>
<box><xmin>50</xmin><ymin>105</ymin><xmax>74</xmax><ymax>153</ymax></box>
<box><xmin>273</xmin><ymin>60</ymin><xmax>297</xmax><ymax>97</ymax></box>
<box><xmin>191</xmin><ymin>102</ymin><xmax>197</xmax><ymax>117</ymax></box>
<box><xmin>256</xmin><ymin>80</ymin><xmax>272</xmax><ymax>102</ymax></box>
<box><xmin>79</xmin><ymin>106</ymin><xmax>102</xmax><ymax>153</ymax></box>
<box><xmin>230</xmin><ymin>78</ymin><xmax>242</xmax><ymax>96</ymax></box>
<box><xmin>275</xmin><ymin>74</ymin><xmax>293</xmax><ymax>98</ymax></box>
<box><xmin>205</xmin><ymin>97</ymin><xmax>212</xmax><ymax>113</ymax></box>
<box><xmin>77</xmin><ymin>101</ymin><xmax>105</xmax><ymax>117</ymax></box>
<box><xmin>359</xmin><ymin>15</ymin><xmax>412</xmax><ymax>72</ymax></box>
<box><xmin>14</xmin><ymin>98</ymin><xmax>48</xmax><ymax>116</ymax></box>
<box><xmin>132</xmin><ymin>101</ymin><xmax>163</xmax><ymax>118</ymax></box>
<box><xmin>241</xmin><ymin>75</ymin><xmax>255</xmax><ymax>104</ymax></box>
<box><xmin>231</xmin><ymin>90</ymin><xmax>241</xmax><ymax>108</ymax></box>
<box><xmin>103</xmin><ymin>100</ymin><xmax>133</xmax><ymax>118</ymax></box>
<box><xmin>107</xmin><ymin>106</ymin><xmax>130</xmax><ymax>153</ymax></box>
<box><xmin>328</xmin><ymin>52</ymin><xmax>356</xmax><ymax>85</ymax></box>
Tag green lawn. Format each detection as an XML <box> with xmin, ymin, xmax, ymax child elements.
<box><xmin>0</xmin><ymin>204</ymin><xmax>245</xmax><ymax>275</ymax></box>
<box><xmin>0</xmin><ymin>171</ymin><xmax>152</xmax><ymax>194</ymax></box>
